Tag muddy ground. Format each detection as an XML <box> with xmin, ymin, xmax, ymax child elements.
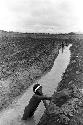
<box><xmin>1</xmin><ymin>31</ymin><xmax>83</xmax><ymax>125</ymax></box>
<box><xmin>38</xmin><ymin>36</ymin><xmax>83</xmax><ymax>125</ymax></box>
<box><xmin>0</xmin><ymin>31</ymin><xmax>70</xmax><ymax>111</ymax></box>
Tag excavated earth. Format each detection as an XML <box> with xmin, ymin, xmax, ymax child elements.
<box><xmin>38</xmin><ymin>36</ymin><xmax>83</xmax><ymax>125</ymax></box>
<box><xmin>0</xmin><ymin>32</ymin><xmax>83</xmax><ymax>125</ymax></box>
<box><xmin>0</xmin><ymin>33</ymin><xmax>60</xmax><ymax>111</ymax></box>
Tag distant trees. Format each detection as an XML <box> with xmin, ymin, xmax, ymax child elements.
<box><xmin>68</xmin><ymin>32</ymin><xmax>76</xmax><ymax>35</ymax></box>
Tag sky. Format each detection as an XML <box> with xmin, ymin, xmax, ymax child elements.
<box><xmin>0</xmin><ymin>0</ymin><xmax>83</xmax><ymax>33</ymax></box>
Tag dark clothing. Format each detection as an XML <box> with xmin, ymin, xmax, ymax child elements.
<box><xmin>61</xmin><ymin>41</ymin><xmax>64</xmax><ymax>53</ymax></box>
<box><xmin>62</xmin><ymin>42</ymin><xmax>64</xmax><ymax>48</ymax></box>
<box><xmin>22</xmin><ymin>94</ymin><xmax>51</xmax><ymax>120</ymax></box>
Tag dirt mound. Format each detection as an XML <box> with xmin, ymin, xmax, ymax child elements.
<box><xmin>38</xmin><ymin>85</ymin><xmax>83</xmax><ymax>125</ymax></box>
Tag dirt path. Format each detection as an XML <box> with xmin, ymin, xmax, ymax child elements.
<box><xmin>0</xmin><ymin>45</ymin><xmax>72</xmax><ymax>125</ymax></box>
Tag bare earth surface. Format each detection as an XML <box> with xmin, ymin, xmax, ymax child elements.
<box><xmin>38</xmin><ymin>37</ymin><xmax>83</xmax><ymax>125</ymax></box>
<box><xmin>0</xmin><ymin>45</ymin><xmax>71</xmax><ymax>125</ymax></box>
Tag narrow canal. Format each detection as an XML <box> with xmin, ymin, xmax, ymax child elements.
<box><xmin>0</xmin><ymin>44</ymin><xmax>72</xmax><ymax>125</ymax></box>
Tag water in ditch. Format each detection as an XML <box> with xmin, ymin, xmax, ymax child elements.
<box><xmin>0</xmin><ymin>44</ymin><xmax>72</xmax><ymax>125</ymax></box>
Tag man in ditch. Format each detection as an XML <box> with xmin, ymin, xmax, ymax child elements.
<box><xmin>22</xmin><ymin>83</ymin><xmax>52</xmax><ymax>120</ymax></box>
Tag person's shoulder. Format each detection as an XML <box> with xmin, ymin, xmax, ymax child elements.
<box><xmin>33</xmin><ymin>94</ymin><xmax>38</xmax><ymax>98</ymax></box>
<box><xmin>33</xmin><ymin>94</ymin><xmax>43</xmax><ymax>99</ymax></box>
<box><xmin>29</xmin><ymin>94</ymin><xmax>38</xmax><ymax>102</ymax></box>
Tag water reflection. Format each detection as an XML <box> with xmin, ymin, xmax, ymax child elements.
<box><xmin>34</xmin><ymin>44</ymin><xmax>72</xmax><ymax>124</ymax></box>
